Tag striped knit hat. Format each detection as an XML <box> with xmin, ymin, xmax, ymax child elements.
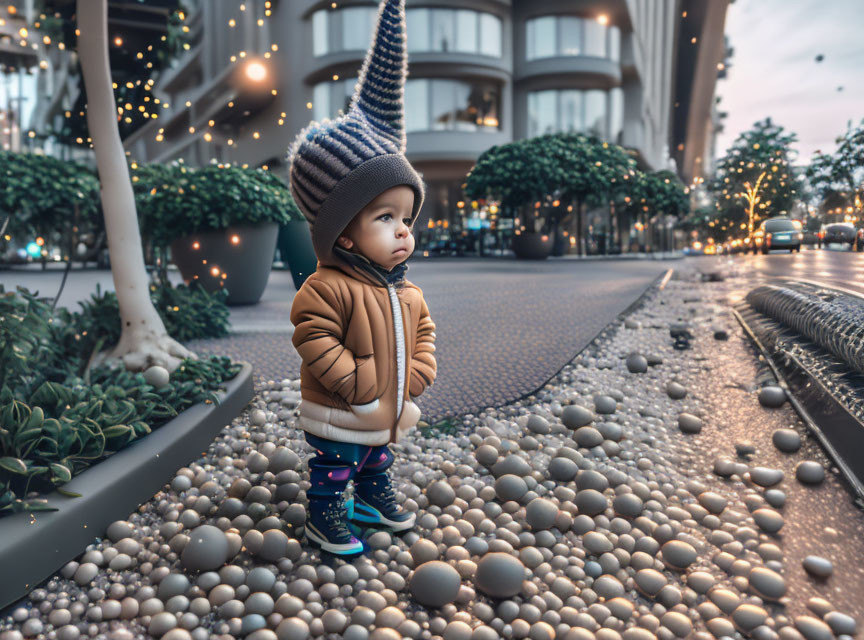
<box><xmin>287</xmin><ymin>0</ymin><xmax>425</xmax><ymax>268</ymax></box>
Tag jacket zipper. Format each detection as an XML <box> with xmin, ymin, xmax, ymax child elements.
<box><xmin>387</xmin><ymin>284</ymin><xmax>406</xmax><ymax>441</ymax></box>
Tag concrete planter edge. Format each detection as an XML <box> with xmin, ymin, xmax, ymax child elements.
<box><xmin>0</xmin><ymin>362</ymin><xmax>254</xmax><ymax>610</ymax></box>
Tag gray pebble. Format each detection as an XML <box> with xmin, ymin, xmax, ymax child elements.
<box><xmin>796</xmin><ymin>461</ymin><xmax>825</xmax><ymax>484</ymax></box>
<box><xmin>666</xmin><ymin>382</ymin><xmax>688</xmax><ymax>399</ymax></box>
<box><xmin>748</xmin><ymin>567</ymin><xmax>786</xmax><ymax>600</ymax></box>
<box><xmin>593</xmin><ymin>395</ymin><xmax>616</xmax><ymax>415</ymax></box>
<box><xmin>750</xmin><ymin>467</ymin><xmax>785</xmax><ymax>487</ymax></box>
<box><xmin>276</xmin><ymin>617</ymin><xmax>310</xmax><ymax>640</ymax></box>
<box><xmin>181</xmin><ymin>525</ymin><xmax>229</xmax><ymax>571</ymax></box>
<box><xmin>409</xmin><ymin>561</ymin><xmax>461</xmax><ymax>607</ymax></box>
<box><xmin>561</xmin><ymin>405</ymin><xmax>594</xmax><ymax>429</ymax></box>
<box><xmin>495</xmin><ymin>475</ymin><xmax>528</xmax><ymax>502</ymax></box>
<box><xmin>824</xmin><ymin>611</ymin><xmax>857</xmax><ymax>636</ymax></box>
<box><xmin>678</xmin><ymin>413</ymin><xmax>702</xmax><ymax>434</ymax></box>
<box><xmin>794</xmin><ymin>616</ymin><xmax>834</xmax><ymax>640</ymax></box>
<box><xmin>759</xmin><ymin>385</ymin><xmax>786</xmax><ymax>407</ymax></box>
<box><xmin>475</xmin><ymin>552</ymin><xmax>526</xmax><ymax>598</ymax></box>
<box><xmin>772</xmin><ymin>428</ymin><xmax>801</xmax><ymax>452</ymax></box>
<box><xmin>753</xmin><ymin>508</ymin><xmax>784</xmax><ymax>533</ymax></box>
<box><xmin>149</xmin><ymin>612</ymin><xmax>178</xmax><ymax>637</ymax></box>
<box><xmin>802</xmin><ymin>556</ymin><xmax>833</xmax><ymax>578</ymax></box>
<box><xmin>626</xmin><ymin>354</ymin><xmax>648</xmax><ymax>373</ymax></box>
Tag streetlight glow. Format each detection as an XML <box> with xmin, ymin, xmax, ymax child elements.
<box><xmin>245</xmin><ymin>61</ymin><xmax>267</xmax><ymax>82</ymax></box>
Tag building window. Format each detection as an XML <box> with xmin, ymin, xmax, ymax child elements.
<box><xmin>312</xmin><ymin>77</ymin><xmax>500</xmax><ymax>134</ymax></box>
<box><xmin>312</xmin><ymin>7</ymin><xmax>502</xmax><ymax>58</ymax></box>
<box><xmin>527</xmin><ymin>88</ymin><xmax>623</xmax><ymax>140</ymax></box>
<box><xmin>525</xmin><ymin>15</ymin><xmax>620</xmax><ymax>62</ymax></box>
<box><xmin>312</xmin><ymin>79</ymin><xmax>356</xmax><ymax>123</ymax></box>
<box><xmin>406</xmin><ymin>79</ymin><xmax>500</xmax><ymax>133</ymax></box>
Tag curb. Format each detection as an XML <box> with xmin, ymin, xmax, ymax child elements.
<box><xmin>733</xmin><ymin>298</ymin><xmax>864</xmax><ymax>507</ymax></box>
<box><xmin>0</xmin><ymin>362</ymin><xmax>255</xmax><ymax>610</ymax></box>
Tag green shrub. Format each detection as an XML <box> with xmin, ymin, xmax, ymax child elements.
<box><xmin>58</xmin><ymin>280</ymin><xmax>231</xmax><ymax>364</ymax></box>
<box><xmin>131</xmin><ymin>161</ymin><xmax>304</xmax><ymax>251</ymax></box>
<box><xmin>0</xmin><ymin>286</ymin><xmax>240</xmax><ymax>517</ymax></box>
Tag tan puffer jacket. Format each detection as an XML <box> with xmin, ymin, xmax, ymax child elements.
<box><xmin>290</xmin><ymin>261</ymin><xmax>436</xmax><ymax>445</ymax></box>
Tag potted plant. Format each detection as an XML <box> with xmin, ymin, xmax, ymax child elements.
<box><xmin>132</xmin><ymin>161</ymin><xmax>302</xmax><ymax>305</ymax></box>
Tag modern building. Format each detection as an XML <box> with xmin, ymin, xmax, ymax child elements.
<box><xmin>39</xmin><ymin>0</ymin><xmax>729</xmax><ymax>252</ymax></box>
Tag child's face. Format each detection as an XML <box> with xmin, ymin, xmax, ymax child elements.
<box><xmin>337</xmin><ymin>185</ymin><xmax>415</xmax><ymax>271</ymax></box>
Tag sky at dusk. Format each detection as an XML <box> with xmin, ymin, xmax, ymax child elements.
<box><xmin>715</xmin><ymin>0</ymin><xmax>864</xmax><ymax>166</ymax></box>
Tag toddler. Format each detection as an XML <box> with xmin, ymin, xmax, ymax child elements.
<box><xmin>288</xmin><ymin>0</ymin><xmax>436</xmax><ymax>555</ymax></box>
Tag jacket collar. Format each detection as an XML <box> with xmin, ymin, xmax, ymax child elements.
<box><xmin>325</xmin><ymin>246</ymin><xmax>409</xmax><ymax>288</ymax></box>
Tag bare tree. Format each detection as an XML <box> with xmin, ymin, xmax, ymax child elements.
<box><xmin>76</xmin><ymin>0</ymin><xmax>195</xmax><ymax>373</ymax></box>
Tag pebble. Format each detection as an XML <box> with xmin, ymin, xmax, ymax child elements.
<box><xmin>752</xmin><ymin>508</ymin><xmax>784</xmax><ymax>534</ymax></box>
<box><xmin>802</xmin><ymin>556</ymin><xmax>833</xmax><ymax>578</ymax></box>
<box><xmin>772</xmin><ymin>428</ymin><xmax>801</xmax><ymax>452</ymax></box>
<box><xmin>748</xmin><ymin>567</ymin><xmax>787</xmax><ymax>600</ymax></box>
<box><xmin>661</xmin><ymin>540</ymin><xmax>697</xmax><ymax>570</ymax></box>
<box><xmin>666</xmin><ymin>381</ymin><xmax>688</xmax><ymax>399</ymax></box>
<box><xmin>181</xmin><ymin>525</ymin><xmax>229</xmax><ymax>571</ymax></box>
<box><xmin>410</xmin><ymin>561</ymin><xmax>461</xmax><ymax>607</ymax></box>
<box><xmin>561</xmin><ymin>405</ymin><xmax>594</xmax><ymax>429</ymax></box>
<box><xmin>758</xmin><ymin>386</ymin><xmax>786</xmax><ymax>407</ymax></box>
<box><xmin>794</xmin><ymin>616</ymin><xmax>835</xmax><ymax>640</ymax></box>
<box><xmin>749</xmin><ymin>467</ymin><xmax>784</xmax><ymax>487</ymax></box>
<box><xmin>626</xmin><ymin>353</ymin><xmax>648</xmax><ymax>373</ymax></box>
<box><xmin>824</xmin><ymin>611</ymin><xmax>857</xmax><ymax>636</ymax></box>
<box><xmin>475</xmin><ymin>553</ymin><xmax>526</xmax><ymax>598</ymax></box>
<box><xmin>678</xmin><ymin>413</ymin><xmax>703</xmax><ymax>434</ymax></box>
<box><xmin>796</xmin><ymin>461</ymin><xmax>825</xmax><ymax>484</ymax></box>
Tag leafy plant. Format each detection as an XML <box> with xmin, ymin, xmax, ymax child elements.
<box><xmin>0</xmin><ymin>151</ymin><xmax>102</xmax><ymax>265</ymax></box>
<box><xmin>56</xmin><ymin>280</ymin><xmax>230</xmax><ymax>365</ymax></box>
<box><xmin>0</xmin><ymin>285</ymin><xmax>240</xmax><ymax>517</ymax></box>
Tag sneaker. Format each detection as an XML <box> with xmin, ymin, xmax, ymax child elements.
<box><xmin>347</xmin><ymin>475</ymin><xmax>416</xmax><ymax>531</ymax></box>
<box><xmin>305</xmin><ymin>495</ymin><xmax>366</xmax><ymax>555</ymax></box>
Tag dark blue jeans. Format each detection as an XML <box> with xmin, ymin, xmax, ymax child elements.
<box><xmin>304</xmin><ymin>432</ymin><xmax>394</xmax><ymax>499</ymax></box>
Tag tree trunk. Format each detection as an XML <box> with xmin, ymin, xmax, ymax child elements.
<box><xmin>77</xmin><ymin>0</ymin><xmax>194</xmax><ymax>373</ymax></box>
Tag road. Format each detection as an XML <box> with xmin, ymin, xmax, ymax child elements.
<box><xmin>691</xmin><ymin>246</ymin><xmax>864</xmax><ymax>295</ymax></box>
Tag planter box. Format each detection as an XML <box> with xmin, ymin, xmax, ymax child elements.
<box><xmin>511</xmin><ymin>232</ymin><xmax>553</xmax><ymax>260</ymax></box>
<box><xmin>171</xmin><ymin>222</ymin><xmax>279</xmax><ymax>306</ymax></box>
<box><xmin>0</xmin><ymin>362</ymin><xmax>254</xmax><ymax>610</ymax></box>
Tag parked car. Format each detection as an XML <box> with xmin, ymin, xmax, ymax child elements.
<box><xmin>819</xmin><ymin>223</ymin><xmax>857</xmax><ymax>250</ymax></box>
<box><xmin>755</xmin><ymin>217</ymin><xmax>803</xmax><ymax>253</ymax></box>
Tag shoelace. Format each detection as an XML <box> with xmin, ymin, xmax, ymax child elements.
<box><xmin>322</xmin><ymin>496</ymin><xmax>352</xmax><ymax>539</ymax></box>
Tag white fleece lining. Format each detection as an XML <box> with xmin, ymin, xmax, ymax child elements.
<box><xmin>350</xmin><ymin>398</ymin><xmax>380</xmax><ymax>414</ymax></box>
<box><xmin>387</xmin><ymin>284</ymin><xmax>406</xmax><ymax>421</ymax></box>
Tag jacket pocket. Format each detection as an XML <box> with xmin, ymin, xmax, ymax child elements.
<box><xmin>352</xmin><ymin>354</ymin><xmax>378</xmax><ymax>405</ymax></box>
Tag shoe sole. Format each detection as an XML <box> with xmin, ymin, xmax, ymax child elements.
<box><xmin>346</xmin><ymin>498</ymin><xmax>416</xmax><ymax>532</ymax></box>
<box><xmin>305</xmin><ymin>523</ymin><xmax>365</xmax><ymax>555</ymax></box>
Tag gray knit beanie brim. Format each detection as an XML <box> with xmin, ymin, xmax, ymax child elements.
<box><xmin>311</xmin><ymin>153</ymin><xmax>424</xmax><ymax>268</ymax></box>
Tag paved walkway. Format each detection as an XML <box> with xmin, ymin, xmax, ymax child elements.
<box><xmin>186</xmin><ymin>259</ymin><xmax>675</xmax><ymax>422</ymax></box>
<box><xmin>2</xmin><ymin>259</ymin><xmax>674</xmax><ymax>424</ymax></box>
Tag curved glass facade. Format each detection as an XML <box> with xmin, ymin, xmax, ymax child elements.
<box><xmin>525</xmin><ymin>16</ymin><xmax>620</xmax><ymax>61</ymax></box>
<box><xmin>312</xmin><ymin>7</ymin><xmax>502</xmax><ymax>58</ymax></box>
<box><xmin>527</xmin><ymin>88</ymin><xmax>624</xmax><ymax>141</ymax></box>
<box><xmin>312</xmin><ymin>78</ymin><xmax>501</xmax><ymax>133</ymax></box>
<box><xmin>405</xmin><ymin>78</ymin><xmax>500</xmax><ymax>132</ymax></box>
